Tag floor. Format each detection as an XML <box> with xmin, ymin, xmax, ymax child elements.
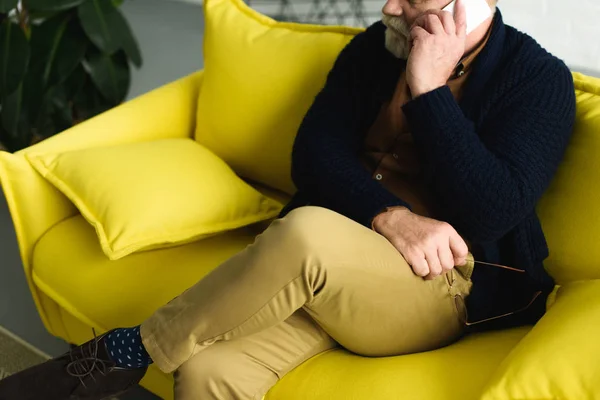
<box><xmin>0</xmin><ymin>1</ymin><xmax>204</xmax><ymax>398</ymax></box>
<box><xmin>0</xmin><ymin>326</ymin><xmax>48</xmax><ymax>381</ymax></box>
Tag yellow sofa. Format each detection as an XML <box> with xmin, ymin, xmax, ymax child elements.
<box><xmin>2</xmin><ymin>0</ymin><xmax>600</xmax><ymax>398</ymax></box>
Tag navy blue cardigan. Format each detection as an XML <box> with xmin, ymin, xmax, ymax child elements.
<box><xmin>282</xmin><ymin>11</ymin><xmax>576</xmax><ymax>329</ymax></box>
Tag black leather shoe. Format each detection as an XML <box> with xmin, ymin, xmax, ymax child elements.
<box><xmin>0</xmin><ymin>330</ymin><xmax>147</xmax><ymax>400</ymax></box>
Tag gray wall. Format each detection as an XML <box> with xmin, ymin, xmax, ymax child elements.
<box><xmin>0</xmin><ymin>0</ymin><xmax>205</xmax><ymax>359</ymax></box>
<box><xmin>123</xmin><ymin>0</ymin><xmax>205</xmax><ymax>100</ymax></box>
<box><xmin>0</xmin><ymin>190</ymin><xmax>69</xmax><ymax>356</ymax></box>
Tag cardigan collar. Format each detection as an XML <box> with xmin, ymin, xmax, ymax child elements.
<box><xmin>458</xmin><ymin>9</ymin><xmax>507</xmax><ymax>116</ymax></box>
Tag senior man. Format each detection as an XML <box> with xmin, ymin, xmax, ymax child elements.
<box><xmin>0</xmin><ymin>0</ymin><xmax>575</xmax><ymax>399</ymax></box>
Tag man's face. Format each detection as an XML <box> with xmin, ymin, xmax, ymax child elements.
<box><xmin>382</xmin><ymin>0</ymin><xmax>452</xmax><ymax>59</ymax></box>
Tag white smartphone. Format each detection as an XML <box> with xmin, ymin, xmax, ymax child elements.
<box><xmin>442</xmin><ymin>0</ymin><xmax>492</xmax><ymax>35</ymax></box>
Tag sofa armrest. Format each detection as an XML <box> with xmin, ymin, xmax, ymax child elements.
<box><xmin>0</xmin><ymin>70</ymin><xmax>204</xmax><ymax>334</ymax></box>
<box><xmin>481</xmin><ymin>279</ymin><xmax>600</xmax><ymax>400</ymax></box>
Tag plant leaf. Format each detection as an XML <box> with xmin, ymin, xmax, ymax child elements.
<box><xmin>111</xmin><ymin>0</ymin><xmax>124</xmax><ymax>7</ymax></box>
<box><xmin>83</xmin><ymin>48</ymin><xmax>130</xmax><ymax>105</ymax></box>
<box><xmin>27</xmin><ymin>0</ymin><xmax>86</xmax><ymax>12</ymax></box>
<box><xmin>72</xmin><ymin>77</ymin><xmax>112</xmax><ymax>121</ymax></box>
<box><xmin>48</xmin><ymin>20</ymin><xmax>88</xmax><ymax>87</ymax></box>
<box><xmin>24</xmin><ymin>16</ymin><xmax>59</xmax><ymax>124</ymax></box>
<box><xmin>0</xmin><ymin>83</ymin><xmax>32</xmax><ymax>151</ymax></box>
<box><xmin>19</xmin><ymin>68</ymin><xmax>44</xmax><ymax>126</ymax></box>
<box><xmin>112</xmin><ymin>7</ymin><xmax>141</xmax><ymax>67</ymax></box>
<box><xmin>0</xmin><ymin>125</ymin><xmax>9</xmax><ymax>151</ymax></box>
<box><xmin>1</xmin><ymin>82</ymin><xmax>24</xmax><ymax>133</ymax></box>
<box><xmin>63</xmin><ymin>64</ymin><xmax>86</xmax><ymax>99</ymax></box>
<box><xmin>33</xmin><ymin>108</ymin><xmax>56</xmax><ymax>139</ymax></box>
<box><xmin>47</xmin><ymin>84</ymin><xmax>73</xmax><ymax>133</ymax></box>
<box><xmin>28</xmin><ymin>9</ymin><xmax>67</xmax><ymax>24</ymax></box>
<box><xmin>27</xmin><ymin>15</ymin><xmax>87</xmax><ymax>90</ymax></box>
<box><xmin>77</xmin><ymin>0</ymin><xmax>140</xmax><ymax>65</ymax></box>
<box><xmin>31</xmin><ymin>85</ymin><xmax>62</xmax><ymax>139</ymax></box>
<box><xmin>31</xmin><ymin>71</ymin><xmax>87</xmax><ymax>139</ymax></box>
<box><xmin>52</xmin><ymin>102</ymin><xmax>74</xmax><ymax>133</ymax></box>
<box><xmin>0</xmin><ymin>0</ymin><xmax>18</xmax><ymax>13</ymax></box>
<box><xmin>78</xmin><ymin>0</ymin><xmax>121</xmax><ymax>54</ymax></box>
<box><xmin>0</xmin><ymin>20</ymin><xmax>30</xmax><ymax>98</ymax></box>
<box><xmin>0</xmin><ymin>126</ymin><xmax>30</xmax><ymax>152</ymax></box>
<box><xmin>28</xmin><ymin>15</ymin><xmax>68</xmax><ymax>87</ymax></box>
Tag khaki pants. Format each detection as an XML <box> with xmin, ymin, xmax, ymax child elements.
<box><xmin>141</xmin><ymin>206</ymin><xmax>473</xmax><ymax>400</ymax></box>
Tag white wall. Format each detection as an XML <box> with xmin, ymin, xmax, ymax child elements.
<box><xmin>498</xmin><ymin>0</ymin><xmax>600</xmax><ymax>75</ymax></box>
<box><xmin>170</xmin><ymin>0</ymin><xmax>600</xmax><ymax>75</ymax></box>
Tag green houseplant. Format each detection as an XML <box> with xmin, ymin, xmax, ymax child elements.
<box><xmin>0</xmin><ymin>0</ymin><xmax>142</xmax><ymax>152</ymax></box>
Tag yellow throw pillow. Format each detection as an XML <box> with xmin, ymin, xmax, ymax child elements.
<box><xmin>195</xmin><ymin>0</ymin><xmax>362</xmax><ymax>194</ymax></box>
<box><xmin>481</xmin><ymin>279</ymin><xmax>600</xmax><ymax>400</ymax></box>
<box><xmin>537</xmin><ymin>73</ymin><xmax>600</xmax><ymax>284</ymax></box>
<box><xmin>26</xmin><ymin>139</ymin><xmax>282</xmax><ymax>260</ymax></box>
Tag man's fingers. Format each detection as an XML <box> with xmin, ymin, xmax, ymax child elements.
<box><xmin>438</xmin><ymin>10</ymin><xmax>456</xmax><ymax>35</ymax></box>
<box><xmin>409</xmin><ymin>254</ymin><xmax>430</xmax><ymax>277</ymax></box>
<box><xmin>411</xmin><ymin>10</ymin><xmax>434</xmax><ymax>28</ymax></box>
<box><xmin>394</xmin><ymin>243</ymin><xmax>429</xmax><ymax>277</ymax></box>
<box><xmin>413</xmin><ymin>11</ymin><xmax>445</xmax><ymax>35</ymax></box>
<box><xmin>410</xmin><ymin>25</ymin><xmax>429</xmax><ymax>42</ymax></box>
<box><xmin>425</xmin><ymin>13</ymin><xmax>445</xmax><ymax>35</ymax></box>
<box><xmin>449</xmin><ymin>233</ymin><xmax>469</xmax><ymax>266</ymax></box>
<box><xmin>454</xmin><ymin>0</ymin><xmax>468</xmax><ymax>37</ymax></box>
<box><xmin>424</xmin><ymin>249</ymin><xmax>442</xmax><ymax>280</ymax></box>
<box><xmin>438</xmin><ymin>245</ymin><xmax>455</xmax><ymax>272</ymax></box>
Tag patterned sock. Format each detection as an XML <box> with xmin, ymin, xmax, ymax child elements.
<box><xmin>103</xmin><ymin>326</ymin><xmax>153</xmax><ymax>368</ymax></box>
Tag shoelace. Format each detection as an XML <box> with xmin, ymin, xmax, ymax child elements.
<box><xmin>65</xmin><ymin>329</ymin><xmax>115</xmax><ymax>389</ymax></box>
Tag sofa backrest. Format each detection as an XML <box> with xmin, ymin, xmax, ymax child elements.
<box><xmin>537</xmin><ymin>73</ymin><xmax>600</xmax><ymax>284</ymax></box>
<box><xmin>194</xmin><ymin>0</ymin><xmax>360</xmax><ymax>195</ymax></box>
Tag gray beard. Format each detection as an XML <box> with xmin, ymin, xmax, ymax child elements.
<box><xmin>384</xmin><ymin>27</ymin><xmax>410</xmax><ymax>60</ymax></box>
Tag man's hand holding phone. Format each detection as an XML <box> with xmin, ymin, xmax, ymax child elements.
<box><xmin>406</xmin><ymin>0</ymin><xmax>468</xmax><ymax>98</ymax></box>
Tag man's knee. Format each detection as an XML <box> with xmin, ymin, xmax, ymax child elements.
<box><xmin>276</xmin><ymin>206</ymin><xmax>344</xmax><ymax>250</ymax></box>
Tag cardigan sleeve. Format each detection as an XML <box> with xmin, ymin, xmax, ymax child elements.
<box><xmin>402</xmin><ymin>61</ymin><xmax>576</xmax><ymax>243</ymax></box>
<box><xmin>291</xmin><ymin>25</ymin><xmax>411</xmax><ymax>227</ymax></box>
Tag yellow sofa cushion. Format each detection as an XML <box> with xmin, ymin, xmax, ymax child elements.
<box><xmin>26</xmin><ymin>138</ymin><xmax>282</xmax><ymax>260</ymax></box>
<box><xmin>481</xmin><ymin>279</ymin><xmax>600</xmax><ymax>400</ymax></box>
<box><xmin>194</xmin><ymin>0</ymin><xmax>362</xmax><ymax>195</ymax></box>
<box><xmin>537</xmin><ymin>73</ymin><xmax>600</xmax><ymax>284</ymax></box>
<box><xmin>266</xmin><ymin>327</ymin><xmax>531</xmax><ymax>400</ymax></box>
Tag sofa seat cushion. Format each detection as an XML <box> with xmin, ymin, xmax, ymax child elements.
<box><xmin>31</xmin><ymin>214</ymin><xmax>265</xmax><ymax>330</ymax></box>
<box><xmin>267</xmin><ymin>327</ymin><xmax>530</xmax><ymax>400</ymax></box>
